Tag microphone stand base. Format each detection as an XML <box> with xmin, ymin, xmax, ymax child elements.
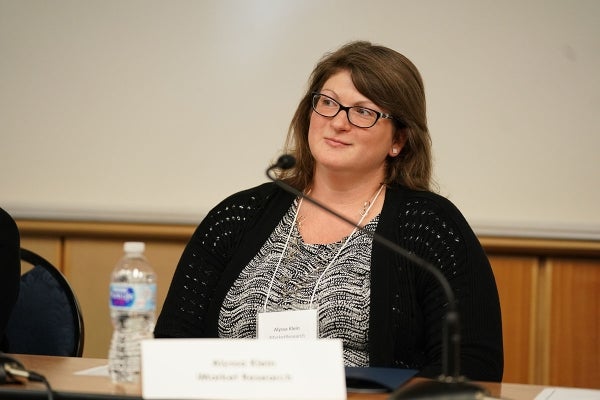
<box><xmin>389</xmin><ymin>377</ymin><xmax>489</xmax><ymax>400</ymax></box>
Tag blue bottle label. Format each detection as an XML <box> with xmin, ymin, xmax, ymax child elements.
<box><xmin>109</xmin><ymin>283</ymin><xmax>156</xmax><ymax>311</ymax></box>
<box><xmin>111</xmin><ymin>285</ymin><xmax>135</xmax><ymax>307</ymax></box>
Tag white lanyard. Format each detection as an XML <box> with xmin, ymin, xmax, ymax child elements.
<box><xmin>262</xmin><ymin>184</ymin><xmax>384</xmax><ymax>311</ymax></box>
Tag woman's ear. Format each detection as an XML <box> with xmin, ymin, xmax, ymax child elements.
<box><xmin>389</xmin><ymin>130</ymin><xmax>408</xmax><ymax>157</ymax></box>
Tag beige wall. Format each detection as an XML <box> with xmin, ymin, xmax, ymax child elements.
<box><xmin>1</xmin><ymin>1</ymin><xmax>599</xmax><ymax>239</ymax></box>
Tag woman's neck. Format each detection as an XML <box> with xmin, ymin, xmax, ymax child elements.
<box><xmin>309</xmin><ymin>168</ymin><xmax>385</xmax><ymax>206</ymax></box>
<box><xmin>295</xmin><ymin>167</ymin><xmax>386</xmax><ymax>245</ymax></box>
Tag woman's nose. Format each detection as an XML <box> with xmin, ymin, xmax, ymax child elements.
<box><xmin>331</xmin><ymin>108</ymin><xmax>352</xmax><ymax>129</ymax></box>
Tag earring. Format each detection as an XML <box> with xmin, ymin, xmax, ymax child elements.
<box><xmin>392</xmin><ymin>148</ymin><xmax>398</xmax><ymax>154</ymax></box>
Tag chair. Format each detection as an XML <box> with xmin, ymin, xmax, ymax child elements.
<box><xmin>4</xmin><ymin>248</ymin><xmax>85</xmax><ymax>357</ymax></box>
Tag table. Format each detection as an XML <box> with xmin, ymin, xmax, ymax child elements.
<box><xmin>1</xmin><ymin>354</ymin><xmax>549</xmax><ymax>399</ymax></box>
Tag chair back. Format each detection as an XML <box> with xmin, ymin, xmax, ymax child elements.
<box><xmin>4</xmin><ymin>248</ymin><xmax>85</xmax><ymax>357</ymax></box>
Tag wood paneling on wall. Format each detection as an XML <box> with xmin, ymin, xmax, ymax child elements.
<box><xmin>488</xmin><ymin>256</ymin><xmax>538</xmax><ymax>385</ymax></box>
<box><xmin>546</xmin><ymin>258</ymin><xmax>600</xmax><ymax>388</ymax></box>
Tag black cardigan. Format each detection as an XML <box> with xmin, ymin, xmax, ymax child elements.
<box><xmin>155</xmin><ymin>183</ymin><xmax>503</xmax><ymax>381</ymax></box>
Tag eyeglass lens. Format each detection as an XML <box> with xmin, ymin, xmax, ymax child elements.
<box><xmin>312</xmin><ymin>94</ymin><xmax>380</xmax><ymax>128</ymax></box>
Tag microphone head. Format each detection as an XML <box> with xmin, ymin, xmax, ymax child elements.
<box><xmin>276</xmin><ymin>154</ymin><xmax>296</xmax><ymax>170</ymax></box>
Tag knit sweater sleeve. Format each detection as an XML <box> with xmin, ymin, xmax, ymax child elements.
<box><xmin>372</xmin><ymin>187</ymin><xmax>504</xmax><ymax>382</ymax></box>
<box><xmin>154</xmin><ymin>183</ymin><xmax>279</xmax><ymax>338</ymax></box>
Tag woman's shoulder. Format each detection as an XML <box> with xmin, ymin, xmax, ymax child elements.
<box><xmin>381</xmin><ymin>186</ymin><xmax>487</xmax><ymax>268</ymax></box>
<box><xmin>384</xmin><ymin>185</ymin><xmax>477</xmax><ymax>241</ymax></box>
<box><xmin>387</xmin><ymin>185</ymin><xmax>464</xmax><ymax>217</ymax></box>
<box><xmin>214</xmin><ymin>182</ymin><xmax>282</xmax><ymax>209</ymax></box>
<box><xmin>202</xmin><ymin>182</ymin><xmax>293</xmax><ymax>224</ymax></box>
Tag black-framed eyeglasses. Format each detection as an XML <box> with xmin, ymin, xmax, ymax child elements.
<box><xmin>311</xmin><ymin>92</ymin><xmax>395</xmax><ymax>129</ymax></box>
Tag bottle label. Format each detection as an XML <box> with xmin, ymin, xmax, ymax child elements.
<box><xmin>109</xmin><ymin>283</ymin><xmax>156</xmax><ymax>312</ymax></box>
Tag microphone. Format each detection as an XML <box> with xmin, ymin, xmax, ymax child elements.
<box><xmin>266</xmin><ymin>155</ymin><xmax>487</xmax><ymax>399</ymax></box>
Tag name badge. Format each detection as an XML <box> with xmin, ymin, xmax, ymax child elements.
<box><xmin>257</xmin><ymin>308</ymin><xmax>318</xmax><ymax>340</ymax></box>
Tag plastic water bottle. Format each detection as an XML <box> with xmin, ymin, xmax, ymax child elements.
<box><xmin>108</xmin><ymin>241</ymin><xmax>157</xmax><ymax>383</ymax></box>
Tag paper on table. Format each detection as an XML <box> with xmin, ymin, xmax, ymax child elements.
<box><xmin>535</xmin><ymin>387</ymin><xmax>600</xmax><ymax>400</ymax></box>
<box><xmin>74</xmin><ymin>364</ymin><xmax>109</xmax><ymax>376</ymax></box>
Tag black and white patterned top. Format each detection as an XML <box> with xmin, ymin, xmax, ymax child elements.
<box><xmin>218</xmin><ymin>198</ymin><xmax>379</xmax><ymax>366</ymax></box>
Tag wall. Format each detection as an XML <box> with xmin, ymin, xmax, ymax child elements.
<box><xmin>1</xmin><ymin>1</ymin><xmax>599</xmax><ymax>240</ymax></box>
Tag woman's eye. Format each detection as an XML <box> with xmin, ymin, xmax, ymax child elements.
<box><xmin>355</xmin><ymin>107</ymin><xmax>376</xmax><ymax>117</ymax></box>
<box><xmin>322</xmin><ymin>98</ymin><xmax>337</xmax><ymax>107</ymax></box>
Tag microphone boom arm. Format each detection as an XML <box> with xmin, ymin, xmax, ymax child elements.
<box><xmin>266</xmin><ymin>159</ymin><xmax>461</xmax><ymax>380</ymax></box>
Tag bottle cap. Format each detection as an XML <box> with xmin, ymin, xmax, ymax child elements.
<box><xmin>123</xmin><ymin>241</ymin><xmax>145</xmax><ymax>254</ymax></box>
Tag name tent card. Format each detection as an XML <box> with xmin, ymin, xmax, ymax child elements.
<box><xmin>141</xmin><ymin>338</ymin><xmax>346</xmax><ymax>400</ymax></box>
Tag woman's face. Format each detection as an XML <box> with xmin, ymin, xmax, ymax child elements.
<box><xmin>308</xmin><ymin>70</ymin><xmax>402</xmax><ymax>179</ymax></box>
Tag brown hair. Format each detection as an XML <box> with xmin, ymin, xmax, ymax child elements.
<box><xmin>279</xmin><ymin>40</ymin><xmax>433</xmax><ymax>191</ymax></box>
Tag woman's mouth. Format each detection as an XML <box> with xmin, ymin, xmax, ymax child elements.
<box><xmin>325</xmin><ymin>137</ymin><xmax>350</xmax><ymax>147</ymax></box>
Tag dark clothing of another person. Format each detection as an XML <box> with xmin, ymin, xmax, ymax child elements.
<box><xmin>0</xmin><ymin>208</ymin><xmax>20</xmax><ymax>352</ymax></box>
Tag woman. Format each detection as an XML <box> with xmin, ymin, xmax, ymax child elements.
<box><xmin>155</xmin><ymin>41</ymin><xmax>504</xmax><ymax>381</ymax></box>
